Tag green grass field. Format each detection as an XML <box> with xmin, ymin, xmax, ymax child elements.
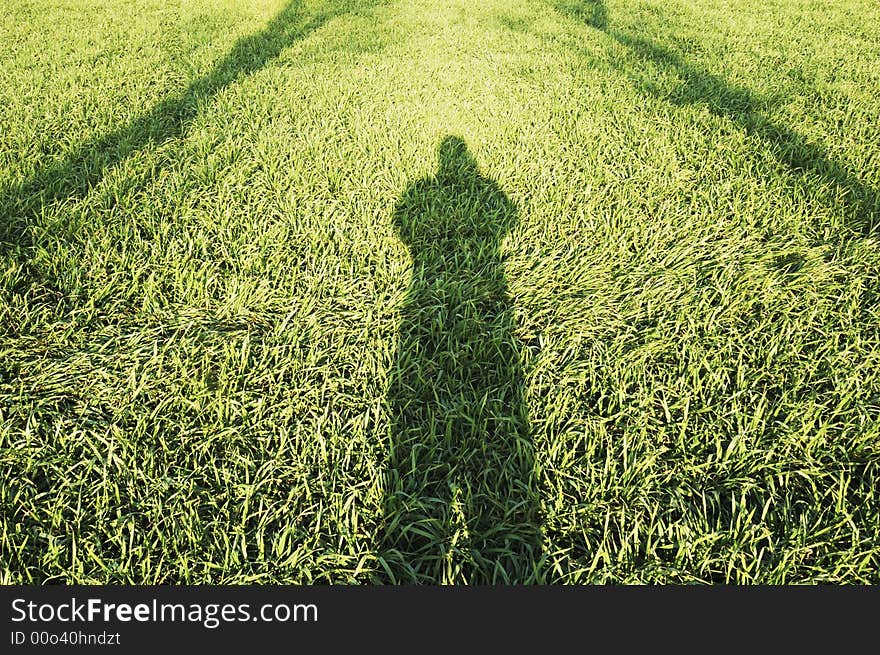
<box><xmin>2</xmin><ymin>0</ymin><xmax>879</xmax><ymax>584</ymax></box>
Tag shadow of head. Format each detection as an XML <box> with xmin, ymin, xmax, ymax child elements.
<box><xmin>435</xmin><ymin>135</ymin><xmax>479</xmax><ymax>181</ymax></box>
<box><xmin>394</xmin><ymin>135</ymin><xmax>517</xmax><ymax>253</ymax></box>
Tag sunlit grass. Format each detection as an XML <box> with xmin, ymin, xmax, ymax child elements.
<box><xmin>1</xmin><ymin>0</ymin><xmax>878</xmax><ymax>583</ymax></box>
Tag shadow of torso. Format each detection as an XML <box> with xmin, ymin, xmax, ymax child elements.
<box><xmin>380</xmin><ymin>137</ymin><xmax>541</xmax><ymax>583</ymax></box>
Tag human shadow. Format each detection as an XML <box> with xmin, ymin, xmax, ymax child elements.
<box><xmin>546</xmin><ymin>0</ymin><xmax>877</xmax><ymax>237</ymax></box>
<box><xmin>380</xmin><ymin>136</ymin><xmax>542</xmax><ymax>584</ymax></box>
<box><xmin>0</xmin><ymin>0</ymin><xmax>372</xmax><ymax>291</ymax></box>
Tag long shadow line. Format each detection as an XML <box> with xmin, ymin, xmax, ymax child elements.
<box><xmin>1</xmin><ymin>0</ymin><xmax>369</xmax><ymax>280</ymax></box>
<box><xmin>547</xmin><ymin>0</ymin><xmax>878</xmax><ymax>238</ymax></box>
